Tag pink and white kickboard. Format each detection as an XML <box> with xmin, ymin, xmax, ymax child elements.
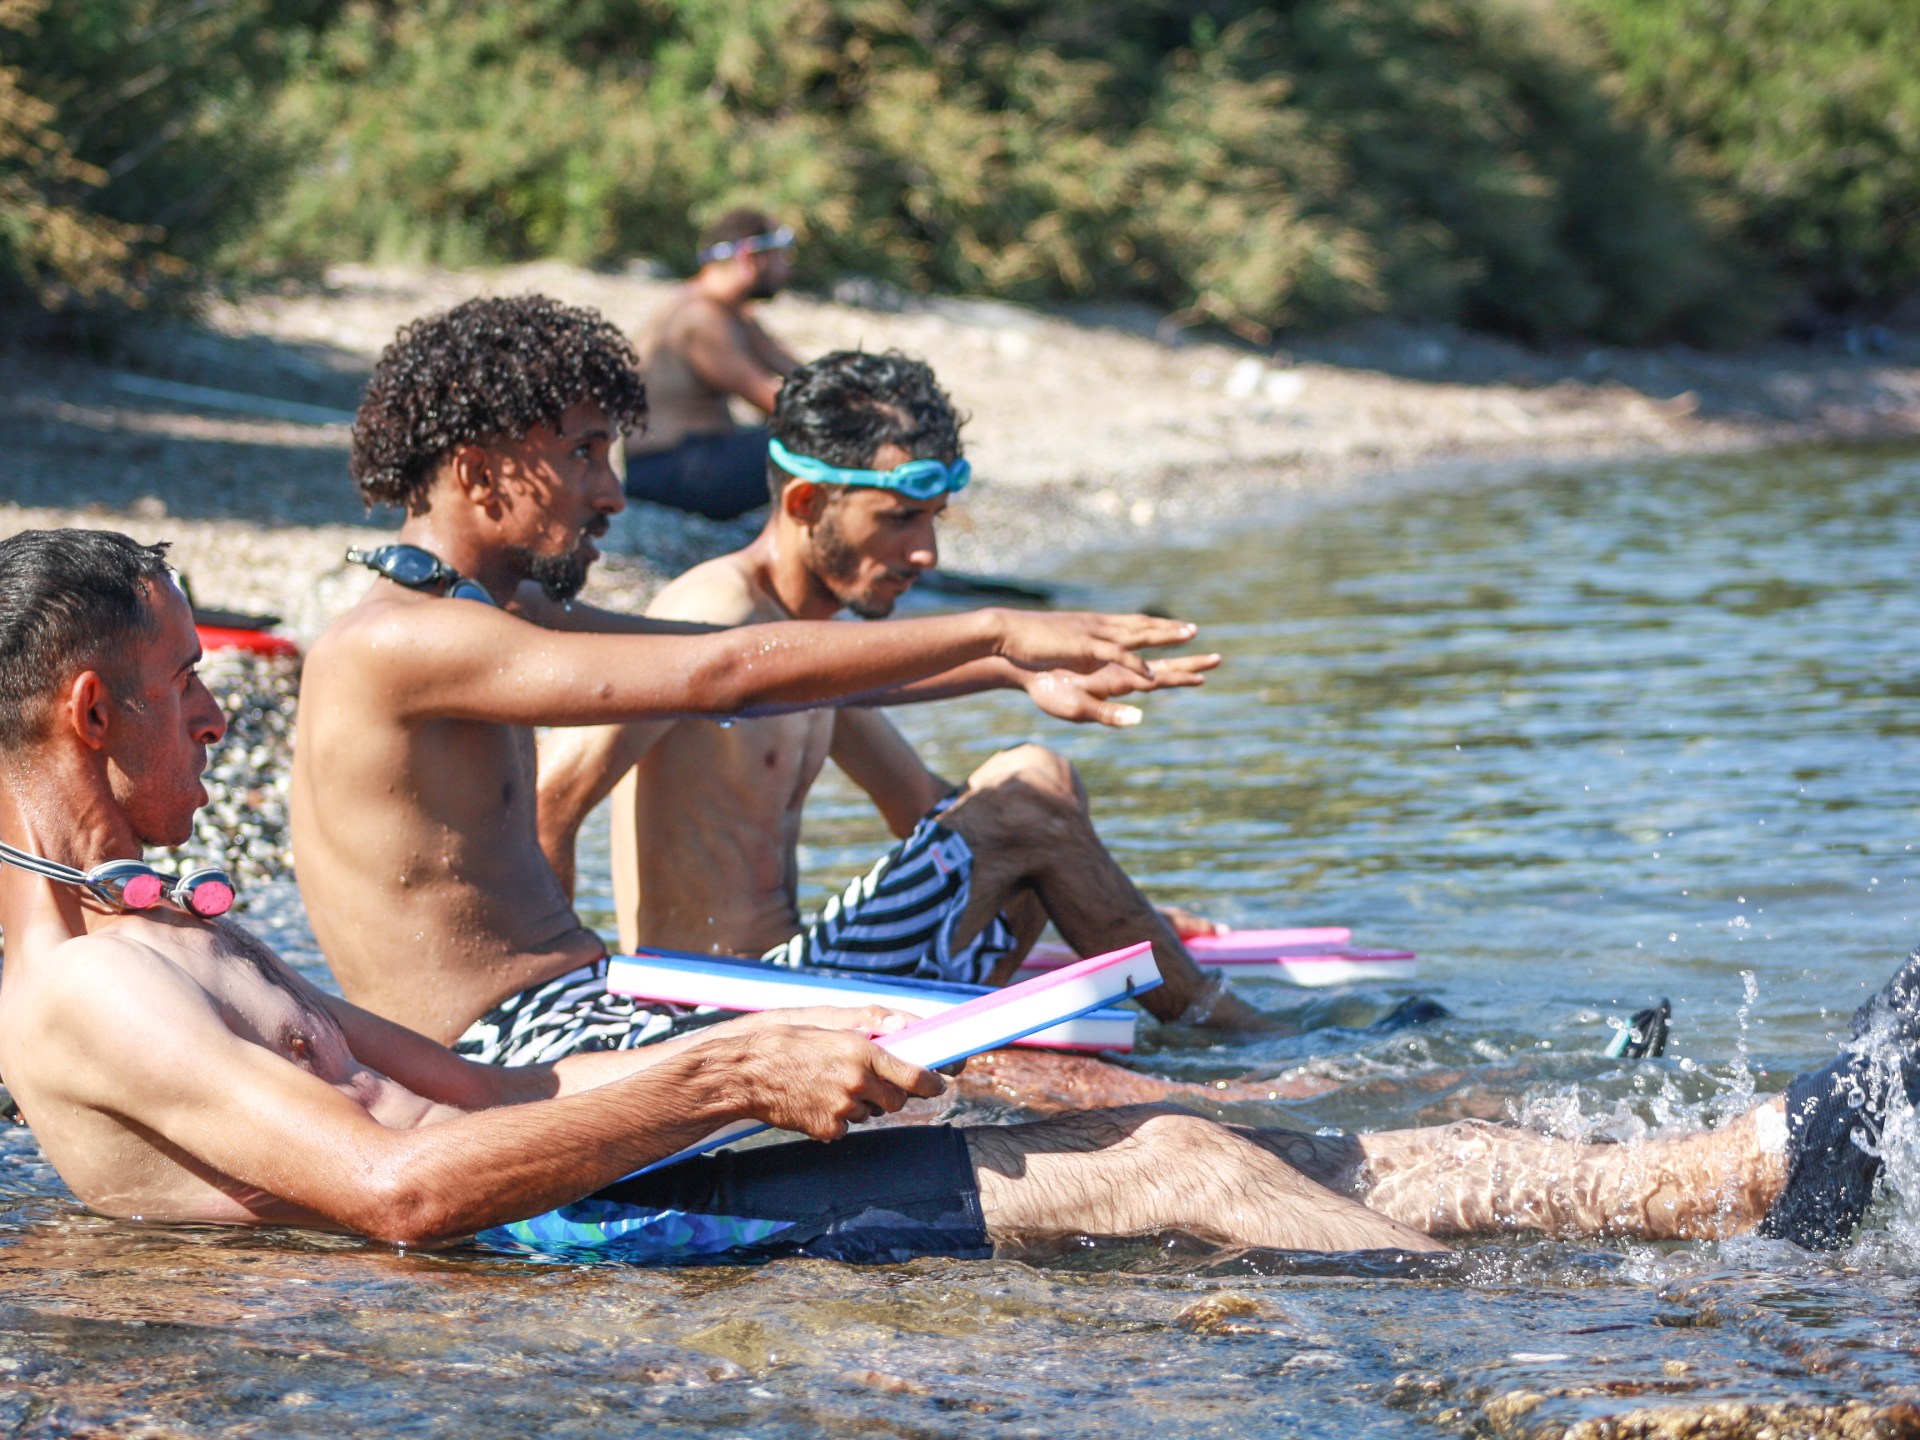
<box><xmin>634</xmin><ymin>941</ymin><xmax>1163</xmax><ymax>1173</ymax></box>
<box><xmin>606</xmin><ymin>951</ymin><xmax>1138</xmax><ymax>1053</ymax></box>
<box><xmin>1016</xmin><ymin>927</ymin><xmax>1417</xmax><ymax>985</ymax></box>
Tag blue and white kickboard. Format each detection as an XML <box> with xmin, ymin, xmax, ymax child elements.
<box><xmin>630</xmin><ymin>941</ymin><xmax>1163</xmax><ymax>1173</ymax></box>
<box><xmin>606</xmin><ymin>949</ymin><xmax>1139</xmax><ymax>1053</ymax></box>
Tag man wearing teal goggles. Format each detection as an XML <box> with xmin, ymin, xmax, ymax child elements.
<box><xmin>540</xmin><ymin>352</ymin><xmax>1284</xmax><ymax>1117</ymax></box>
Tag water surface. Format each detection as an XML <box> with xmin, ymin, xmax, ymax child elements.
<box><xmin>9</xmin><ymin>443</ymin><xmax>1920</xmax><ymax>1436</ymax></box>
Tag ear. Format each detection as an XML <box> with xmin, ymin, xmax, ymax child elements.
<box><xmin>60</xmin><ymin>670</ymin><xmax>113</xmax><ymax>752</ymax></box>
<box><xmin>781</xmin><ymin>479</ymin><xmax>829</xmax><ymax>525</ymax></box>
<box><xmin>448</xmin><ymin>444</ymin><xmax>505</xmax><ymax>516</ymax></box>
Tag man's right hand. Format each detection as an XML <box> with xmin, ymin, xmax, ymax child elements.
<box><xmin>992</xmin><ymin>608</ymin><xmax>1198</xmax><ymax>681</ymax></box>
<box><xmin>712</xmin><ymin>1025</ymin><xmax>946</xmax><ymax>1142</ymax></box>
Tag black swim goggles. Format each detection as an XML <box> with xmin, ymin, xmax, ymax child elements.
<box><xmin>0</xmin><ymin>839</ymin><xmax>235</xmax><ymax>917</ymax></box>
<box><xmin>346</xmin><ymin>544</ymin><xmax>496</xmax><ymax>605</ymax></box>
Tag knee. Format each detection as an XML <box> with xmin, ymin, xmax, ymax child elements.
<box><xmin>967</xmin><ymin>744</ymin><xmax>1086</xmax><ymax>821</ymax></box>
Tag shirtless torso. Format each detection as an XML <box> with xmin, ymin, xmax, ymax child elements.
<box><xmin>0</xmin><ymin>904</ymin><xmax>461</xmax><ymax>1229</ymax></box>
<box><xmin>630</xmin><ymin>288</ymin><xmax>795</xmax><ymax>453</ymax></box>
<box><xmin>608</xmin><ymin>553</ymin><xmax>891</xmax><ymax>954</ymax></box>
<box><xmin>293</xmin><ymin>585</ymin><xmax>604</xmax><ymax>1044</ymax></box>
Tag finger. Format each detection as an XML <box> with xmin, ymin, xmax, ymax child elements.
<box><xmin>872</xmin><ymin>1049</ymin><xmax>947</xmax><ymax>1099</ymax></box>
<box><xmin>1091</xmin><ymin>701</ymin><xmax>1145</xmax><ymax>728</ymax></box>
<box><xmin>1083</xmin><ymin>639</ymin><xmax>1153</xmax><ymax>679</ymax></box>
<box><xmin>1147</xmin><ymin>654</ymin><xmax>1221</xmax><ymax>688</ymax></box>
<box><xmin>1097</xmin><ymin>615</ymin><xmax>1198</xmax><ymax>650</ymax></box>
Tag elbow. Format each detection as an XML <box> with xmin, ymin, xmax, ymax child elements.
<box><xmin>689</xmin><ymin>647</ymin><xmax>759</xmax><ymax>716</ymax></box>
<box><xmin>355</xmin><ymin>1169</ymin><xmax>467</xmax><ymax>1248</ymax></box>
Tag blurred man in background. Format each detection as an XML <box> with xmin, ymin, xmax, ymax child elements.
<box><xmin>623</xmin><ymin>208</ymin><xmax>800</xmax><ymax>520</ymax></box>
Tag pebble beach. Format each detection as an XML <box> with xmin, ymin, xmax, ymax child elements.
<box><xmin>5</xmin><ymin>260</ymin><xmax>1919</xmax><ymax>641</ymax></box>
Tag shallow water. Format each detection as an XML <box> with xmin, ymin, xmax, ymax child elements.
<box><xmin>10</xmin><ymin>443</ymin><xmax>1920</xmax><ymax>1435</ymax></box>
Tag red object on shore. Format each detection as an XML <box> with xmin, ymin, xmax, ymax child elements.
<box><xmin>194</xmin><ymin>623</ymin><xmax>300</xmax><ymax>659</ymax></box>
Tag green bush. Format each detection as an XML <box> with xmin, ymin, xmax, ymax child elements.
<box><xmin>1572</xmin><ymin>0</ymin><xmax>1920</xmax><ymax>318</ymax></box>
<box><xmin>254</xmin><ymin>0</ymin><xmax>1756</xmax><ymax>343</ymax></box>
<box><xmin>0</xmin><ymin>0</ymin><xmax>335</xmax><ymax>315</ymax></box>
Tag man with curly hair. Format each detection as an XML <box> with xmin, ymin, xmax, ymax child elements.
<box><xmin>291</xmin><ymin>294</ymin><xmax>1204</xmax><ymax>1061</ymax></box>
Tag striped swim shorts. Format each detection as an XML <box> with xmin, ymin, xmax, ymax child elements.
<box><xmin>759</xmin><ymin>798</ymin><xmax>1018</xmax><ymax>985</ymax></box>
<box><xmin>452</xmin><ymin>958</ymin><xmax>701</xmax><ymax>1066</ymax></box>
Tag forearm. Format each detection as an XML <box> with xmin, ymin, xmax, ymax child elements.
<box><xmin>688</xmin><ymin>611</ymin><xmax>1010</xmax><ymax>715</ymax></box>
<box><xmin>362</xmin><ymin>1048</ymin><xmax>743</xmax><ymax>1244</ymax></box>
<box><xmin>851</xmin><ymin>656</ymin><xmax>1026</xmax><ymax>707</ymax></box>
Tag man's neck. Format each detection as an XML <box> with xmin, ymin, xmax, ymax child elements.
<box><xmin>392</xmin><ymin>516</ymin><xmax>515</xmax><ymax>605</ymax></box>
<box><xmin>747</xmin><ymin>521</ymin><xmax>843</xmax><ymax>621</ymax></box>
<box><xmin>0</xmin><ymin>753</ymin><xmax>142</xmax><ymax>947</ymax></box>
<box><xmin>691</xmin><ymin>266</ymin><xmax>753</xmax><ymax>312</ymax></box>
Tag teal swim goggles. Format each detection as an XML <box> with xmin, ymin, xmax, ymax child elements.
<box><xmin>768</xmin><ymin>438</ymin><xmax>971</xmax><ymax>501</ymax></box>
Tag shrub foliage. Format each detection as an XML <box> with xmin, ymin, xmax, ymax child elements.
<box><xmin>5</xmin><ymin>0</ymin><xmax>1916</xmax><ymax>342</ymax></box>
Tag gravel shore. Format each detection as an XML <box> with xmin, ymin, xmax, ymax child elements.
<box><xmin>4</xmin><ymin>259</ymin><xmax>1918</xmax><ymax>639</ymax></box>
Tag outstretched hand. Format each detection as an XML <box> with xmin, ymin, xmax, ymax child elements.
<box><xmin>993</xmin><ymin>608</ymin><xmax>1198</xmax><ymax>680</ymax></box>
<box><xmin>1023</xmin><ymin>652</ymin><xmax>1222</xmax><ymax>727</ymax></box>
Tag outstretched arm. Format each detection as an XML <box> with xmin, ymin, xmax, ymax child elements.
<box><xmin>865</xmin><ymin>652</ymin><xmax>1222</xmax><ymax>727</ymax></box>
<box><xmin>357</xmin><ymin>600</ymin><xmax>1197</xmax><ymax>729</ymax></box>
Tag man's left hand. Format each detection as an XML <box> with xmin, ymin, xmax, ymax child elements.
<box><xmin>1022</xmin><ymin>652</ymin><xmax>1221</xmax><ymax>727</ymax></box>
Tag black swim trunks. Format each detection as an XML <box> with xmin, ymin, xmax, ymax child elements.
<box><xmin>623</xmin><ymin>426</ymin><xmax>771</xmax><ymax>520</ymax></box>
<box><xmin>476</xmin><ymin>1126</ymin><xmax>990</xmax><ymax>1265</ymax></box>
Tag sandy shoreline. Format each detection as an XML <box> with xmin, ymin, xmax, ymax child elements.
<box><xmin>3</xmin><ymin>259</ymin><xmax>1918</xmax><ymax>635</ymax></box>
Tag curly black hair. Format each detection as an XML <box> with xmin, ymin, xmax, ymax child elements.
<box><xmin>768</xmin><ymin>351</ymin><xmax>964</xmax><ymax>503</ymax></box>
<box><xmin>349</xmin><ymin>294</ymin><xmax>647</xmax><ymax>511</ymax></box>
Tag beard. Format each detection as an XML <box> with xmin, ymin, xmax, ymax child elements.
<box><xmin>511</xmin><ymin>518</ymin><xmax>608</xmax><ymax>603</ymax></box>
<box><xmin>814</xmin><ymin>512</ymin><xmax>902</xmax><ymax>619</ymax></box>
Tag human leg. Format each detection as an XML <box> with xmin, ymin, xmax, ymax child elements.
<box><xmin>937</xmin><ymin>744</ymin><xmax>1255</xmax><ymax>1024</ymax></box>
<box><xmin>965</xmin><ymin>1105</ymin><xmax>1446</xmax><ymax>1254</ymax></box>
<box><xmin>1226</xmin><ymin>1107</ymin><xmax>1787</xmax><ymax>1242</ymax></box>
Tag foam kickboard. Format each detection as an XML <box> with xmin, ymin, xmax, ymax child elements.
<box><xmin>633</xmin><ymin>941</ymin><xmax>1162</xmax><ymax>1173</ymax></box>
<box><xmin>607</xmin><ymin>950</ymin><xmax>1137</xmax><ymax>1052</ymax></box>
<box><xmin>1017</xmin><ymin>928</ymin><xmax>1415</xmax><ymax>985</ymax></box>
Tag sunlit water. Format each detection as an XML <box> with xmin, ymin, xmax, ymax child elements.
<box><xmin>8</xmin><ymin>443</ymin><xmax>1920</xmax><ymax>1435</ymax></box>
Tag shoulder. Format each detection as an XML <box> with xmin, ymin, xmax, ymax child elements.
<box><xmin>309</xmin><ymin>589</ymin><xmax>533</xmax><ymax>681</ymax></box>
<box><xmin>15</xmin><ymin>929</ymin><xmax>208</xmax><ymax>1046</ymax></box>
<box><xmin>647</xmin><ymin>554</ymin><xmax>762</xmax><ymax>626</ymax></box>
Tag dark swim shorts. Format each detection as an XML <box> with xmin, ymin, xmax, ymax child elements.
<box><xmin>477</xmin><ymin>1127</ymin><xmax>989</xmax><ymax>1266</ymax></box>
<box><xmin>623</xmin><ymin>425</ymin><xmax>772</xmax><ymax>520</ymax></box>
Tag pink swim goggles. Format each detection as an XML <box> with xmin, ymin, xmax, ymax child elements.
<box><xmin>0</xmin><ymin>840</ymin><xmax>235</xmax><ymax>917</ymax></box>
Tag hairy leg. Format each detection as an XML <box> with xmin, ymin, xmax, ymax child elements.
<box><xmin>1233</xmin><ymin>1101</ymin><xmax>1790</xmax><ymax>1241</ymax></box>
<box><xmin>939</xmin><ymin>745</ymin><xmax>1251</xmax><ymax>1023</ymax></box>
<box><xmin>965</xmin><ymin>1106</ymin><xmax>1446</xmax><ymax>1255</ymax></box>
<box><xmin>952</xmin><ymin>1047</ymin><xmax>1337</xmax><ymax>1113</ymax></box>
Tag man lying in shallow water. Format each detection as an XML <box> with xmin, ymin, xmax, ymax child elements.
<box><xmin>0</xmin><ymin>527</ymin><xmax>1896</xmax><ymax>1260</ymax></box>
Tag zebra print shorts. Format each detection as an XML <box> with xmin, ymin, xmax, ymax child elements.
<box><xmin>452</xmin><ymin>958</ymin><xmax>699</xmax><ymax>1066</ymax></box>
